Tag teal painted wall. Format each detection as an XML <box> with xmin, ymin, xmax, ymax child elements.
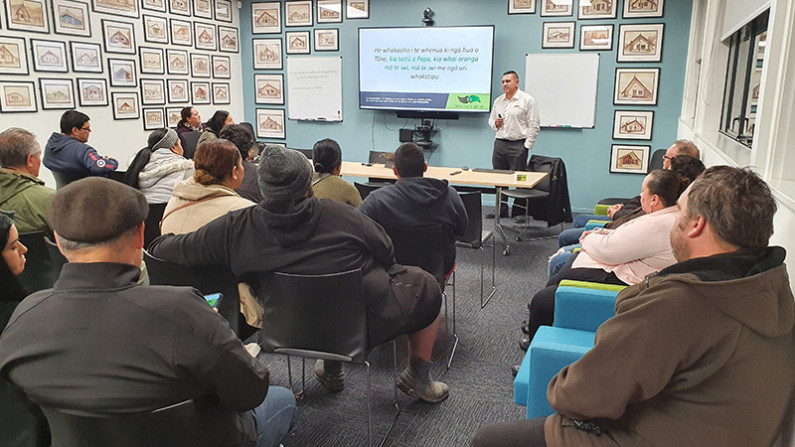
<box><xmin>240</xmin><ymin>0</ymin><xmax>692</xmax><ymax>211</ymax></box>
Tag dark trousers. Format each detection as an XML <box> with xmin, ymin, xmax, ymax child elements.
<box><xmin>471</xmin><ymin>416</ymin><xmax>547</xmax><ymax>447</ymax></box>
<box><xmin>493</xmin><ymin>139</ymin><xmax>528</xmax><ymax>216</ymax></box>
<box><xmin>526</xmin><ymin>252</ymin><xmax>626</xmax><ymax>342</ymax></box>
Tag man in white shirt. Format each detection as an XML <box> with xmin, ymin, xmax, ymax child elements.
<box><xmin>488</xmin><ymin>70</ymin><xmax>541</xmax><ymax>217</ymax></box>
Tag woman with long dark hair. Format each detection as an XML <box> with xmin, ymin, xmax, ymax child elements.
<box><xmin>197</xmin><ymin>110</ymin><xmax>234</xmax><ymax>146</ymax></box>
<box><xmin>125</xmin><ymin>128</ymin><xmax>194</xmax><ymax>204</ymax></box>
<box><xmin>1</xmin><ymin>211</ymin><xmax>27</xmax><ymax>327</ymax></box>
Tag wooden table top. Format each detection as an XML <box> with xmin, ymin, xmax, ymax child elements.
<box><xmin>340</xmin><ymin>161</ymin><xmax>546</xmax><ymax>189</ymax></box>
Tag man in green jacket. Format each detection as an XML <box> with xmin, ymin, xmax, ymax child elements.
<box><xmin>0</xmin><ymin>128</ymin><xmax>55</xmax><ymax>235</ymax></box>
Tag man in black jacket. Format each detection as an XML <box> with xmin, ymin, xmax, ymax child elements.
<box><xmin>0</xmin><ymin>178</ymin><xmax>295</xmax><ymax>447</ymax></box>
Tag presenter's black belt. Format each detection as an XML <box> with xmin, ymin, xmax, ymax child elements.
<box><xmin>496</xmin><ymin>138</ymin><xmax>525</xmax><ymax>142</ymax></box>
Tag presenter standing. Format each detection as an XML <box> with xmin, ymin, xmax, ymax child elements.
<box><xmin>488</xmin><ymin>70</ymin><xmax>540</xmax><ymax>218</ymax></box>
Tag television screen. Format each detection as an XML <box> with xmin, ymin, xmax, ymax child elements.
<box><xmin>359</xmin><ymin>26</ymin><xmax>495</xmax><ymax>113</ymax></box>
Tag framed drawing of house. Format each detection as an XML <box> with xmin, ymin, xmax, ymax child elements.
<box><xmin>166</xmin><ymin>107</ymin><xmax>182</xmax><ymax>127</ymax></box>
<box><xmin>140</xmin><ymin>78</ymin><xmax>166</xmax><ymax>105</ymax></box>
<box><xmin>195</xmin><ymin>22</ymin><xmax>217</xmax><ymax>51</ymax></box>
<box><xmin>112</xmin><ymin>91</ymin><xmax>140</xmax><ymax>120</ymax></box>
<box><xmin>212</xmin><ymin>55</ymin><xmax>231</xmax><ymax>78</ymax></box>
<box><xmin>219</xmin><ymin>26</ymin><xmax>239</xmax><ymax>52</ymax></box>
<box><xmin>139</xmin><ymin>47</ymin><xmax>165</xmax><ymax>74</ymax></box>
<box><xmin>0</xmin><ymin>37</ymin><xmax>30</xmax><ymax>75</ymax></box>
<box><xmin>256</xmin><ymin>108</ymin><xmax>285</xmax><ymax>139</ymax></box>
<box><xmin>193</xmin><ymin>0</ymin><xmax>213</xmax><ymax>19</ymax></box>
<box><xmin>317</xmin><ymin>0</ymin><xmax>341</xmax><ymax>23</ymax></box>
<box><xmin>53</xmin><ymin>0</ymin><xmax>91</xmax><ymax>37</ymax></box>
<box><xmin>610</xmin><ymin>144</ymin><xmax>650</xmax><ymax>174</ymax></box>
<box><xmin>623</xmin><ymin>0</ymin><xmax>664</xmax><ymax>18</ymax></box>
<box><xmin>170</xmin><ymin>18</ymin><xmax>193</xmax><ymax>47</ymax></box>
<box><xmin>39</xmin><ymin>78</ymin><xmax>75</xmax><ymax>110</ymax></box>
<box><xmin>612</xmin><ymin>110</ymin><xmax>654</xmax><ymax>140</ymax></box>
<box><xmin>0</xmin><ymin>81</ymin><xmax>37</xmax><ymax>112</ymax></box>
<box><xmin>212</xmin><ymin>82</ymin><xmax>230</xmax><ymax>104</ymax></box>
<box><xmin>71</xmin><ymin>42</ymin><xmax>102</xmax><ymax>73</ymax></box>
<box><xmin>166</xmin><ymin>49</ymin><xmax>189</xmax><ymax>75</ymax></box>
<box><xmin>77</xmin><ymin>78</ymin><xmax>108</xmax><ymax>106</ymax></box>
<box><xmin>191</xmin><ymin>53</ymin><xmax>210</xmax><ymax>77</ymax></box>
<box><xmin>578</xmin><ymin>0</ymin><xmax>616</xmax><ymax>19</ymax></box>
<box><xmin>169</xmin><ymin>0</ymin><xmax>190</xmax><ymax>16</ymax></box>
<box><xmin>108</xmin><ymin>58</ymin><xmax>136</xmax><ymax>87</ymax></box>
<box><xmin>542</xmin><ymin>22</ymin><xmax>575</xmax><ymax>49</ymax></box>
<box><xmin>285</xmin><ymin>31</ymin><xmax>310</xmax><ymax>54</ymax></box>
<box><xmin>508</xmin><ymin>0</ymin><xmax>535</xmax><ymax>14</ymax></box>
<box><xmin>541</xmin><ymin>0</ymin><xmax>571</xmax><ymax>17</ymax></box>
<box><xmin>214</xmin><ymin>0</ymin><xmax>232</xmax><ymax>22</ymax></box>
<box><xmin>31</xmin><ymin>40</ymin><xmax>69</xmax><ymax>73</ymax></box>
<box><xmin>5</xmin><ymin>0</ymin><xmax>50</xmax><ymax>33</ymax></box>
<box><xmin>92</xmin><ymin>0</ymin><xmax>138</xmax><ymax>18</ymax></box>
<box><xmin>617</xmin><ymin>23</ymin><xmax>664</xmax><ymax>62</ymax></box>
<box><xmin>167</xmin><ymin>79</ymin><xmax>189</xmax><ymax>102</ymax></box>
<box><xmin>285</xmin><ymin>1</ymin><xmax>312</xmax><ymax>27</ymax></box>
<box><xmin>143</xmin><ymin>108</ymin><xmax>165</xmax><ymax>130</ymax></box>
<box><xmin>191</xmin><ymin>81</ymin><xmax>211</xmax><ymax>104</ymax></box>
<box><xmin>345</xmin><ymin>0</ymin><xmax>368</xmax><ymax>19</ymax></box>
<box><xmin>580</xmin><ymin>24</ymin><xmax>613</xmax><ymax>51</ymax></box>
<box><xmin>143</xmin><ymin>15</ymin><xmax>168</xmax><ymax>44</ymax></box>
<box><xmin>251</xmin><ymin>2</ymin><xmax>281</xmax><ymax>34</ymax></box>
<box><xmin>142</xmin><ymin>0</ymin><xmax>166</xmax><ymax>13</ymax></box>
<box><xmin>102</xmin><ymin>19</ymin><xmax>136</xmax><ymax>54</ymax></box>
<box><xmin>252</xmin><ymin>38</ymin><xmax>282</xmax><ymax>69</ymax></box>
<box><xmin>254</xmin><ymin>73</ymin><xmax>284</xmax><ymax>105</ymax></box>
<box><xmin>314</xmin><ymin>28</ymin><xmax>338</xmax><ymax>51</ymax></box>
<box><xmin>613</xmin><ymin>68</ymin><xmax>659</xmax><ymax>105</ymax></box>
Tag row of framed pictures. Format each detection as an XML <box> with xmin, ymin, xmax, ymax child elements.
<box><xmin>2</xmin><ymin>0</ymin><xmax>233</xmax><ymax>37</ymax></box>
<box><xmin>252</xmin><ymin>0</ymin><xmax>369</xmax><ymax>34</ymax></box>
<box><xmin>0</xmin><ymin>78</ymin><xmax>231</xmax><ymax>112</ymax></box>
<box><xmin>509</xmin><ymin>0</ymin><xmax>664</xmax><ymax>19</ymax></box>
<box><xmin>252</xmin><ymin>29</ymin><xmax>338</xmax><ymax>71</ymax></box>
<box><xmin>543</xmin><ymin>22</ymin><xmax>664</xmax><ymax>63</ymax></box>
<box><xmin>140</xmin><ymin>15</ymin><xmax>239</xmax><ymax>52</ymax></box>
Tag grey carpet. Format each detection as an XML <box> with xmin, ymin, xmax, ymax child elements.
<box><xmin>259</xmin><ymin>208</ymin><xmax>566</xmax><ymax>447</ymax></box>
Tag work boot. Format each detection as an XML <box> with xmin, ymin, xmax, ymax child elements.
<box><xmin>397</xmin><ymin>357</ymin><xmax>449</xmax><ymax>404</ymax></box>
<box><xmin>314</xmin><ymin>359</ymin><xmax>345</xmax><ymax>393</ymax></box>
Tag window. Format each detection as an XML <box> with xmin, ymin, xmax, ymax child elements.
<box><xmin>720</xmin><ymin>11</ymin><xmax>767</xmax><ymax>147</ymax></box>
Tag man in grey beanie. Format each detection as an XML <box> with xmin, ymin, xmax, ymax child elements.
<box><xmin>151</xmin><ymin>145</ymin><xmax>450</xmax><ymax>403</ymax></box>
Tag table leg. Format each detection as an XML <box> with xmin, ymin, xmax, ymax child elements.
<box><xmin>494</xmin><ymin>187</ymin><xmax>511</xmax><ymax>256</ymax></box>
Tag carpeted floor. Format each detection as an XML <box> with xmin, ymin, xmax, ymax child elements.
<box><xmin>259</xmin><ymin>209</ymin><xmax>565</xmax><ymax>447</ymax></box>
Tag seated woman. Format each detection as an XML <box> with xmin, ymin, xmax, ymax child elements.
<box><xmin>220</xmin><ymin>124</ymin><xmax>261</xmax><ymax>203</ymax></box>
<box><xmin>126</xmin><ymin>128</ymin><xmax>194</xmax><ymax>204</ymax></box>
<box><xmin>197</xmin><ymin>110</ymin><xmax>233</xmax><ymax>146</ymax></box>
<box><xmin>1</xmin><ymin>211</ymin><xmax>27</xmax><ymax>327</ymax></box>
<box><xmin>160</xmin><ymin>139</ymin><xmax>254</xmax><ymax>235</ymax></box>
<box><xmin>525</xmin><ymin>169</ymin><xmax>690</xmax><ymax>341</ymax></box>
<box><xmin>176</xmin><ymin>106</ymin><xmax>203</xmax><ymax>148</ymax></box>
<box><xmin>310</xmin><ymin>138</ymin><xmax>362</xmax><ymax>207</ymax></box>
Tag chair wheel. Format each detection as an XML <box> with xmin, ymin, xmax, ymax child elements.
<box><xmin>502</xmin><ymin>248</ymin><xmax>510</xmax><ymax>256</ymax></box>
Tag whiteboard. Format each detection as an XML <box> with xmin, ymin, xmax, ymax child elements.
<box><xmin>524</xmin><ymin>53</ymin><xmax>599</xmax><ymax>128</ymax></box>
<box><xmin>286</xmin><ymin>56</ymin><xmax>343</xmax><ymax>121</ymax></box>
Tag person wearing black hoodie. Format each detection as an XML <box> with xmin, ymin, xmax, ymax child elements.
<box><xmin>359</xmin><ymin>142</ymin><xmax>468</xmax><ymax>278</ymax></box>
<box><xmin>43</xmin><ymin>110</ymin><xmax>118</xmax><ymax>182</ymax></box>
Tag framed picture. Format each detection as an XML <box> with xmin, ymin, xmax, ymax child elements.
<box><xmin>578</xmin><ymin>0</ymin><xmax>616</xmax><ymax>19</ymax></box>
<box><xmin>580</xmin><ymin>24</ymin><xmax>613</xmax><ymax>51</ymax></box>
<box><xmin>31</xmin><ymin>40</ymin><xmax>68</xmax><ymax>73</ymax></box>
<box><xmin>0</xmin><ymin>37</ymin><xmax>29</xmax><ymax>75</ymax></box>
<box><xmin>317</xmin><ymin>0</ymin><xmax>341</xmax><ymax>23</ymax></box>
<box><xmin>613</xmin><ymin>110</ymin><xmax>654</xmax><ymax>140</ymax></box>
<box><xmin>92</xmin><ymin>0</ymin><xmax>138</xmax><ymax>18</ymax></box>
<box><xmin>52</xmin><ymin>0</ymin><xmax>91</xmax><ymax>37</ymax></box>
<box><xmin>541</xmin><ymin>0</ymin><xmax>571</xmax><ymax>17</ymax></box>
<box><xmin>610</xmin><ymin>144</ymin><xmax>650</xmax><ymax>174</ymax></box>
<box><xmin>508</xmin><ymin>0</ymin><xmax>535</xmax><ymax>14</ymax></box>
<box><xmin>191</xmin><ymin>53</ymin><xmax>210</xmax><ymax>77</ymax></box>
<box><xmin>285</xmin><ymin>1</ymin><xmax>312</xmax><ymax>27</ymax></box>
<box><xmin>142</xmin><ymin>14</ymin><xmax>168</xmax><ymax>43</ymax></box>
<box><xmin>542</xmin><ymin>22</ymin><xmax>575</xmax><ymax>49</ymax></box>
<box><xmin>346</xmin><ymin>0</ymin><xmax>368</xmax><ymax>19</ymax></box>
<box><xmin>76</xmin><ymin>78</ymin><xmax>108</xmax><ymax>106</ymax></box>
<box><xmin>624</xmin><ymin>0</ymin><xmax>664</xmax><ymax>18</ymax></box>
<box><xmin>167</xmin><ymin>79</ymin><xmax>189</xmax><ymax>102</ymax></box>
<box><xmin>255</xmin><ymin>74</ymin><xmax>283</xmax><ymax>104</ymax></box>
<box><xmin>170</xmin><ymin>18</ymin><xmax>193</xmax><ymax>46</ymax></box>
<box><xmin>39</xmin><ymin>78</ymin><xmax>75</xmax><ymax>110</ymax></box>
<box><xmin>5</xmin><ymin>0</ymin><xmax>50</xmax><ymax>33</ymax></box>
<box><xmin>218</xmin><ymin>26</ymin><xmax>239</xmax><ymax>53</ymax></box>
<box><xmin>617</xmin><ymin>23</ymin><xmax>664</xmax><ymax>62</ymax></box>
<box><xmin>194</xmin><ymin>22</ymin><xmax>217</xmax><ymax>51</ymax></box>
<box><xmin>140</xmin><ymin>78</ymin><xmax>166</xmax><ymax>105</ymax></box>
<box><xmin>0</xmin><ymin>81</ymin><xmax>37</xmax><ymax>112</ymax></box>
<box><xmin>193</xmin><ymin>0</ymin><xmax>213</xmax><ymax>19</ymax></box>
<box><xmin>214</xmin><ymin>0</ymin><xmax>232</xmax><ymax>22</ymax></box>
<box><xmin>286</xmin><ymin>31</ymin><xmax>310</xmax><ymax>54</ymax></box>
<box><xmin>252</xmin><ymin>38</ymin><xmax>283</xmax><ymax>69</ymax></box>
<box><xmin>142</xmin><ymin>0</ymin><xmax>166</xmax><ymax>13</ymax></box>
<box><xmin>166</xmin><ymin>107</ymin><xmax>183</xmax><ymax>127</ymax></box>
<box><xmin>314</xmin><ymin>29</ymin><xmax>339</xmax><ymax>51</ymax></box>
<box><xmin>111</xmin><ymin>91</ymin><xmax>140</xmax><ymax>120</ymax></box>
<box><xmin>251</xmin><ymin>2</ymin><xmax>281</xmax><ymax>34</ymax></box>
<box><xmin>139</xmin><ymin>46</ymin><xmax>165</xmax><ymax>74</ymax></box>
<box><xmin>143</xmin><ymin>108</ymin><xmax>165</xmax><ymax>130</ymax></box>
<box><xmin>169</xmin><ymin>0</ymin><xmax>190</xmax><ymax>16</ymax></box>
<box><xmin>102</xmin><ymin>19</ymin><xmax>135</xmax><ymax>54</ymax></box>
<box><xmin>614</xmin><ymin>68</ymin><xmax>660</xmax><ymax>105</ymax></box>
<box><xmin>212</xmin><ymin>82</ymin><xmax>230</xmax><ymax>104</ymax></box>
<box><xmin>256</xmin><ymin>109</ymin><xmax>285</xmax><ymax>139</ymax></box>
<box><xmin>108</xmin><ymin>58</ymin><xmax>136</xmax><ymax>87</ymax></box>
<box><xmin>212</xmin><ymin>55</ymin><xmax>231</xmax><ymax>78</ymax></box>
<box><xmin>71</xmin><ymin>42</ymin><xmax>102</xmax><ymax>73</ymax></box>
<box><xmin>191</xmin><ymin>81</ymin><xmax>211</xmax><ymax>104</ymax></box>
<box><xmin>166</xmin><ymin>49</ymin><xmax>189</xmax><ymax>75</ymax></box>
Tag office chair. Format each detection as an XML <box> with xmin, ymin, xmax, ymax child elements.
<box><xmin>455</xmin><ymin>192</ymin><xmax>497</xmax><ymax>308</ymax></box>
<box><xmin>17</xmin><ymin>232</ymin><xmax>58</xmax><ymax>293</ymax></box>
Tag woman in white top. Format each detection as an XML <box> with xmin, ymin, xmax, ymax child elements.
<box><xmin>126</xmin><ymin>128</ymin><xmax>194</xmax><ymax>204</ymax></box>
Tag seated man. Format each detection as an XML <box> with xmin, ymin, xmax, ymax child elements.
<box><xmin>43</xmin><ymin>110</ymin><xmax>118</xmax><ymax>182</ymax></box>
<box><xmin>474</xmin><ymin>166</ymin><xmax>795</xmax><ymax>447</ymax></box>
<box><xmin>0</xmin><ymin>128</ymin><xmax>55</xmax><ymax>234</ymax></box>
<box><xmin>150</xmin><ymin>145</ymin><xmax>449</xmax><ymax>403</ymax></box>
<box><xmin>0</xmin><ymin>178</ymin><xmax>295</xmax><ymax>447</ymax></box>
<box><xmin>360</xmin><ymin>142</ymin><xmax>468</xmax><ymax>279</ymax></box>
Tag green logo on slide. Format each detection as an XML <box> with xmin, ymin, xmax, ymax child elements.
<box><xmin>457</xmin><ymin>95</ymin><xmax>482</xmax><ymax>104</ymax></box>
<box><xmin>446</xmin><ymin>94</ymin><xmax>490</xmax><ymax>110</ymax></box>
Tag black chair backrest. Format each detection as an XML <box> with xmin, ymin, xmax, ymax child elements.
<box><xmin>255</xmin><ymin>269</ymin><xmax>367</xmax><ymax>363</ymax></box>
<box><xmin>649</xmin><ymin>148</ymin><xmax>667</xmax><ymax>171</ymax></box>
<box><xmin>239</xmin><ymin>122</ymin><xmax>256</xmax><ymax>139</ymax></box>
<box><xmin>143</xmin><ymin>203</ymin><xmax>167</xmax><ymax>249</ymax></box>
<box><xmin>386</xmin><ymin>225</ymin><xmax>445</xmax><ymax>285</ymax></box>
<box><xmin>43</xmin><ymin>236</ymin><xmax>67</xmax><ymax>281</ymax></box>
<box><xmin>181</xmin><ymin>131</ymin><xmax>202</xmax><ymax>159</ymax></box>
<box><xmin>353</xmin><ymin>182</ymin><xmax>385</xmax><ymax>201</ymax></box>
<box><xmin>17</xmin><ymin>233</ymin><xmax>57</xmax><ymax>293</ymax></box>
<box><xmin>527</xmin><ymin>157</ymin><xmax>556</xmax><ymax>193</ymax></box>
<box><xmin>287</xmin><ymin>148</ymin><xmax>313</xmax><ymax>160</ymax></box>
<box><xmin>42</xmin><ymin>400</ymin><xmax>225</xmax><ymax>447</ymax></box>
<box><xmin>51</xmin><ymin>172</ymin><xmax>82</xmax><ymax>190</ymax></box>
<box><xmin>456</xmin><ymin>192</ymin><xmax>484</xmax><ymax>247</ymax></box>
<box><xmin>143</xmin><ymin>251</ymin><xmax>241</xmax><ymax>336</ymax></box>
<box><xmin>0</xmin><ymin>380</ymin><xmax>49</xmax><ymax>447</ymax></box>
